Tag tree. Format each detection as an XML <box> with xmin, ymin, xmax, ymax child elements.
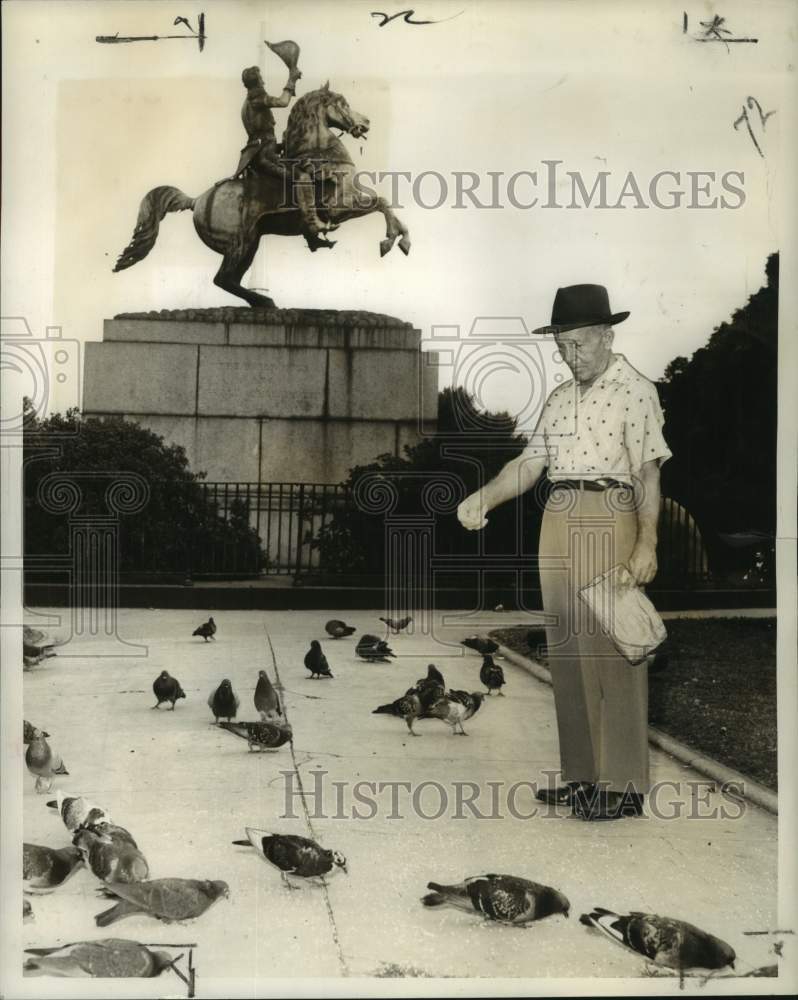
<box><xmin>23</xmin><ymin>405</ymin><xmax>266</xmax><ymax>577</ymax></box>
<box><xmin>310</xmin><ymin>386</ymin><xmax>537</xmax><ymax>578</ymax></box>
<box><xmin>658</xmin><ymin>252</ymin><xmax>778</xmax><ymax>552</ymax></box>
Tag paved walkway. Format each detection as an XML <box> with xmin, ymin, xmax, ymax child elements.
<box><xmin>21</xmin><ymin>608</ymin><xmax>778</xmax><ymax>990</ymax></box>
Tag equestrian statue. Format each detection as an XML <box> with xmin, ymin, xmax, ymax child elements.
<box><xmin>113</xmin><ymin>40</ymin><xmax>411</xmax><ymax>308</ymax></box>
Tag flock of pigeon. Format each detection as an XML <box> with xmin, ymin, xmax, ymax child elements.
<box><xmin>21</xmin><ymin>613</ymin><xmax>746</xmax><ymax>980</ymax></box>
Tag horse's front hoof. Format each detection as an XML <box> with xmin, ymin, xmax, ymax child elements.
<box><xmin>399</xmin><ymin>236</ymin><xmax>411</xmax><ymax>256</ymax></box>
<box><xmin>380</xmin><ymin>238</ymin><xmax>394</xmax><ymax>257</ymax></box>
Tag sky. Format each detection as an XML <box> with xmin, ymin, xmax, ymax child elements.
<box><xmin>2</xmin><ymin>0</ymin><xmax>793</xmax><ymax>430</ymax></box>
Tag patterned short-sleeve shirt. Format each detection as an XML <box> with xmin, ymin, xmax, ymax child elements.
<box><xmin>524</xmin><ymin>353</ymin><xmax>671</xmax><ymax>483</ymax></box>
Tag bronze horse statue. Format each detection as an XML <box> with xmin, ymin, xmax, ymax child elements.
<box><xmin>113</xmin><ymin>84</ymin><xmax>411</xmax><ymax>307</ymax></box>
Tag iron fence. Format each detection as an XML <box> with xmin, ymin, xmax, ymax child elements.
<box><xmin>192</xmin><ymin>481</ymin><xmax>352</xmax><ymax>577</ymax></box>
<box><xmin>189</xmin><ymin>482</ymin><xmax>718</xmax><ymax>586</ymax></box>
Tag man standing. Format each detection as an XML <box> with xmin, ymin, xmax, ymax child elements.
<box><xmin>457</xmin><ymin>284</ymin><xmax>671</xmax><ymax>820</ymax></box>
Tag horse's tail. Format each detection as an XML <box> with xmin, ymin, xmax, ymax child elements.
<box><xmin>113</xmin><ymin>186</ymin><xmax>195</xmax><ymax>272</ymax></box>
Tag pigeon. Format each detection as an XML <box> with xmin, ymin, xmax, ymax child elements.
<box><xmin>23</xmin><ymin>938</ymin><xmax>180</xmax><ymax>978</ymax></box>
<box><xmin>428</xmin><ymin>691</ymin><xmax>485</xmax><ymax>735</ymax></box>
<box><xmin>152</xmin><ymin>671</ymin><xmax>186</xmax><ymax>710</ymax></box>
<box><xmin>208</xmin><ymin>679</ymin><xmax>240</xmax><ymax>722</ymax></box>
<box><xmin>461</xmin><ymin>635</ymin><xmax>499</xmax><ymax>656</ymax></box>
<box><xmin>379</xmin><ymin>615</ymin><xmax>413</xmax><ymax>633</ymax></box>
<box><xmin>412</xmin><ymin>665</ymin><xmax>446</xmax><ymax>713</ymax></box>
<box><xmin>304</xmin><ymin>640</ymin><xmax>334</xmax><ymax>678</ymax></box>
<box><xmin>23</xmin><ymin>843</ymin><xmax>84</xmax><ymax>892</ymax></box>
<box><xmin>73</xmin><ymin>826</ymin><xmax>149</xmax><ymax>884</ymax></box>
<box><xmin>23</xmin><ymin>898</ymin><xmax>34</xmax><ymax>923</ymax></box>
<box><xmin>47</xmin><ymin>792</ymin><xmax>112</xmax><ymax>833</ymax></box>
<box><xmin>219</xmin><ymin>720</ymin><xmax>293</xmax><ymax>751</ymax></box>
<box><xmin>25</xmin><ymin>730</ymin><xmax>69</xmax><ymax>793</ymax></box>
<box><xmin>355</xmin><ymin>634</ymin><xmax>395</xmax><ymax>662</ymax></box>
<box><xmin>325</xmin><ymin>619</ymin><xmax>356</xmax><ymax>639</ymax></box>
<box><xmin>254</xmin><ymin>669</ymin><xmax>282</xmax><ymax>718</ymax></box>
<box><xmin>24</xmin><ymin>720</ymin><xmax>49</xmax><ymax>743</ymax></box>
<box><xmin>94</xmin><ymin>878</ymin><xmax>229</xmax><ymax>927</ymax></box>
<box><xmin>23</xmin><ymin>625</ymin><xmax>61</xmax><ymax>659</ymax></box>
<box><xmin>232</xmin><ymin>829</ymin><xmax>347</xmax><ymax>888</ymax></box>
<box><xmin>373</xmin><ymin>691</ymin><xmax>423</xmax><ymax>736</ymax></box>
<box><xmin>192</xmin><ymin>617</ymin><xmax>216</xmax><ymax>641</ymax></box>
<box><xmin>422</xmin><ymin>874</ymin><xmax>570</xmax><ymax>924</ymax></box>
<box><xmin>480</xmin><ymin>655</ymin><xmax>506</xmax><ymax>695</ymax></box>
<box><xmin>579</xmin><ymin>909</ymin><xmax>736</xmax><ymax>972</ymax></box>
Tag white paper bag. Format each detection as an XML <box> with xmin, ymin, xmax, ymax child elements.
<box><xmin>578</xmin><ymin>563</ymin><xmax>667</xmax><ymax>665</ymax></box>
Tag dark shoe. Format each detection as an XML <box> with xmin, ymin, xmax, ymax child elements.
<box><xmin>535</xmin><ymin>781</ymin><xmax>591</xmax><ymax>806</ymax></box>
<box><xmin>574</xmin><ymin>787</ymin><xmax>645</xmax><ymax>821</ymax></box>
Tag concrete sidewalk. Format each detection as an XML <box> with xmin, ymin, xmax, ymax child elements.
<box><xmin>20</xmin><ymin>608</ymin><xmax>778</xmax><ymax>990</ymax></box>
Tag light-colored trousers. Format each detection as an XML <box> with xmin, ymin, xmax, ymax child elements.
<box><xmin>539</xmin><ymin>485</ymin><xmax>650</xmax><ymax>794</ymax></box>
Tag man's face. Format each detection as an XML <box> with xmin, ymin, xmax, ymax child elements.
<box><xmin>554</xmin><ymin>325</ymin><xmax>613</xmax><ymax>383</ymax></box>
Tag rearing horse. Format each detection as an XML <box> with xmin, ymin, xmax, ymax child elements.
<box><xmin>113</xmin><ymin>84</ymin><xmax>411</xmax><ymax>308</ymax></box>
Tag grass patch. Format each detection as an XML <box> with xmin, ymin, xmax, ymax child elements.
<box><xmin>490</xmin><ymin>618</ymin><xmax>777</xmax><ymax>790</ymax></box>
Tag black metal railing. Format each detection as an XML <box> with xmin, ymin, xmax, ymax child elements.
<box><xmin>188</xmin><ymin>483</ymin><xmax>719</xmax><ymax>586</ymax></box>
<box><xmin>191</xmin><ymin>481</ymin><xmax>352</xmax><ymax>577</ymax></box>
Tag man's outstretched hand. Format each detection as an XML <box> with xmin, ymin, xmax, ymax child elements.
<box><xmin>457</xmin><ymin>492</ymin><xmax>489</xmax><ymax>531</ymax></box>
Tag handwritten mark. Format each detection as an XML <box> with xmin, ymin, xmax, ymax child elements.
<box><xmin>97</xmin><ymin>11</ymin><xmax>206</xmax><ymax>51</ymax></box>
<box><xmin>734</xmin><ymin>96</ymin><xmax>776</xmax><ymax>158</ymax></box>
<box><xmin>742</xmin><ymin>929</ymin><xmax>795</xmax><ymax>935</ymax></box>
<box><xmin>371</xmin><ymin>8</ymin><xmax>463</xmax><ymax>27</ymax></box>
<box><xmin>683</xmin><ymin>12</ymin><xmax>758</xmax><ymax>49</ymax></box>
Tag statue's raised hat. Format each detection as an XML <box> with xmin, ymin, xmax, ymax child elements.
<box><xmin>533</xmin><ymin>284</ymin><xmax>629</xmax><ymax>335</ymax></box>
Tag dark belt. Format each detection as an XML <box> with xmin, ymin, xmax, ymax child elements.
<box><xmin>552</xmin><ymin>478</ymin><xmax>628</xmax><ymax>492</ymax></box>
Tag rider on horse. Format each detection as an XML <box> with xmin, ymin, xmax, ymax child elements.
<box><xmin>233</xmin><ymin>64</ymin><xmax>326</xmax><ymax>247</ymax></box>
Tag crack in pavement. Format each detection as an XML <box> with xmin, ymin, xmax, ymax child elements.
<box><xmin>265</xmin><ymin>628</ymin><xmax>350</xmax><ymax>976</ymax></box>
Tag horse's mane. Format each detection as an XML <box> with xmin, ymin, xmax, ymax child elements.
<box><xmin>284</xmin><ymin>87</ymin><xmax>336</xmax><ymax>155</ymax></box>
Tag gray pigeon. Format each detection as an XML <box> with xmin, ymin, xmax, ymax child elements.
<box><xmin>325</xmin><ymin>619</ymin><xmax>356</xmax><ymax>639</ymax></box>
<box><xmin>233</xmin><ymin>828</ymin><xmax>347</xmax><ymax>889</ymax></box>
<box><xmin>25</xmin><ymin>730</ymin><xmax>69</xmax><ymax>793</ymax></box>
<box><xmin>208</xmin><ymin>679</ymin><xmax>240</xmax><ymax>722</ymax></box>
<box><xmin>254</xmin><ymin>669</ymin><xmax>282</xmax><ymax>718</ymax></box>
<box><xmin>73</xmin><ymin>826</ymin><xmax>149</xmax><ymax>884</ymax></box>
<box><xmin>304</xmin><ymin>640</ymin><xmax>333</xmax><ymax>678</ymax></box>
<box><xmin>219</xmin><ymin>720</ymin><xmax>293</xmax><ymax>751</ymax></box>
<box><xmin>94</xmin><ymin>878</ymin><xmax>229</xmax><ymax>926</ymax></box>
<box><xmin>24</xmin><ymin>720</ymin><xmax>49</xmax><ymax>743</ymax></box>
<box><xmin>23</xmin><ymin>843</ymin><xmax>84</xmax><ymax>892</ymax></box>
<box><xmin>579</xmin><ymin>908</ymin><xmax>736</xmax><ymax>972</ymax></box>
<box><xmin>24</xmin><ymin>939</ymin><xmax>180</xmax><ymax>978</ymax></box>
<box><xmin>379</xmin><ymin>615</ymin><xmax>412</xmax><ymax>632</ymax></box>
<box><xmin>372</xmin><ymin>692</ymin><xmax>422</xmax><ymax>736</ymax></box>
<box><xmin>152</xmin><ymin>671</ymin><xmax>185</xmax><ymax>710</ymax></box>
<box><xmin>480</xmin><ymin>655</ymin><xmax>506</xmax><ymax>695</ymax></box>
<box><xmin>47</xmin><ymin>792</ymin><xmax>112</xmax><ymax>833</ymax></box>
<box><xmin>428</xmin><ymin>691</ymin><xmax>485</xmax><ymax>735</ymax></box>
<box><xmin>355</xmin><ymin>634</ymin><xmax>395</xmax><ymax>662</ymax></box>
<box><xmin>412</xmin><ymin>665</ymin><xmax>446</xmax><ymax>714</ymax></box>
<box><xmin>422</xmin><ymin>874</ymin><xmax>570</xmax><ymax>924</ymax></box>
<box><xmin>193</xmin><ymin>617</ymin><xmax>216</xmax><ymax>641</ymax></box>
<box><xmin>23</xmin><ymin>625</ymin><xmax>61</xmax><ymax>659</ymax></box>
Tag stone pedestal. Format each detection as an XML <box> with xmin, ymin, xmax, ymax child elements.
<box><xmin>82</xmin><ymin>308</ymin><xmax>438</xmax><ymax>483</ymax></box>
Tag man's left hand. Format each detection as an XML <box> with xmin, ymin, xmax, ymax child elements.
<box><xmin>628</xmin><ymin>540</ymin><xmax>658</xmax><ymax>585</ymax></box>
